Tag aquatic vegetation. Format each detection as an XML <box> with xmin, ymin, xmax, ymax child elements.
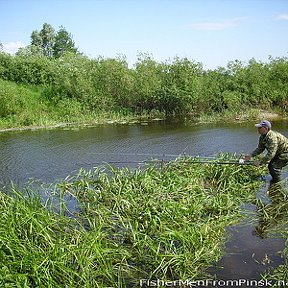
<box><xmin>0</xmin><ymin>156</ymin><xmax>264</xmax><ymax>287</ymax></box>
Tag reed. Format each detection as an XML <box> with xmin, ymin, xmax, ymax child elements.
<box><xmin>0</xmin><ymin>156</ymin><xmax>265</xmax><ymax>287</ymax></box>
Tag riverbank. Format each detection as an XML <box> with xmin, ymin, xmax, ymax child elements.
<box><xmin>0</xmin><ymin>108</ymin><xmax>284</xmax><ymax>133</ymax></box>
<box><xmin>0</xmin><ymin>78</ymin><xmax>286</xmax><ymax>132</ymax></box>
<box><xmin>0</xmin><ymin>115</ymin><xmax>164</xmax><ymax>133</ymax></box>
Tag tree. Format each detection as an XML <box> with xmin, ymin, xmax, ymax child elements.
<box><xmin>31</xmin><ymin>23</ymin><xmax>55</xmax><ymax>57</ymax></box>
<box><xmin>53</xmin><ymin>26</ymin><xmax>79</xmax><ymax>58</ymax></box>
<box><xmin>31</xmin><ymin>30</ymin><xmax>42</xmax><ymax>47</ymax></box>
<box><xmin>29</xmin><ymin>23</ymin><xmax>78</xmax><ymax>58</ymax></box>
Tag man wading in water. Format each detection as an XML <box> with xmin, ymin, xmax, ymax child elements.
<box><xmin>245</xmin><ymin>120</ymin><xmax>288</xmax><ymax>184</ymax></box>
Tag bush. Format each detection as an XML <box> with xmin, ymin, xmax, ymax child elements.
<box><xmin>1</xmin><ymin>52</ymin><xmax>288</xmax><ymax>119</ymax></box>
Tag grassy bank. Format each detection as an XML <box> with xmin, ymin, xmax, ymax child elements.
<box><xmin>0</xmin><ymin>156</ymin><xmax>264</xmax><ymax>287</ymax></box>
<box><xmin>0</xmin><ymin>79</ymin><xmax>285</xmax><ymax>132</ymax></box>
<box><xmin>1</xmin><ymin>53</ymin><xmax>288</xmax><ymax>131</ymax></box>
<box><xmin>0</xmin><ymin>79</ymin><xmax>145</xmax><ymax>130</ymax></box>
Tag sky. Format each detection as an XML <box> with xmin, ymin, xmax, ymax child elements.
<box><xmin>0</xmin><ymin>0</ymin><xmax>288</xmax><ymax>69</ymax></box>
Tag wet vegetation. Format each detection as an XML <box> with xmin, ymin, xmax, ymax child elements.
<box><xmin>0</xmin><ymin>156</ymin><xmax>266</xmax><ymax>287</ymax></box>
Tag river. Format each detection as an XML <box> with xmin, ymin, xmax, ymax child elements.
<box><xmin>0</xmin><ymin>119</ymin><xmax>286</xmax><ymax>283</ymax></box>
<box><xmin>0</xmin><ymin>119</ymin><xmax>271</xmax><ymax>186</ymax></box>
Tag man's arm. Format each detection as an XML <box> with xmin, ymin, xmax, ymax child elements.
<box><xmin>260</xmin><ymin>137</ymin><xmax>278</xmax><ymax>164</ymax></box>
<box><xmin>251</xmin><ymin>138</ymin><xmax>265</xmax><ymax>157</ymax></box>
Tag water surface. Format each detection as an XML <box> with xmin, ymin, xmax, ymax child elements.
<box><xmin>0</xmin><ymin>119</ymin><xmax>275</xmax><ymax>186</ymax></box>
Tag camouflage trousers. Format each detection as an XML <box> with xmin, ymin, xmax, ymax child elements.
<box><xmin>268</xmin><ymin>156</ymin><xmax>288</xmax><ymax>183</ymax></box>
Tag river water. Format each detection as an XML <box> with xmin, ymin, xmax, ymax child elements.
<box><xmin>0</xmin><ymin>119</ymin><xmax>286</xmax><ymax>283</ymax></box>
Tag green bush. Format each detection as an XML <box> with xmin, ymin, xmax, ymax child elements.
<box><xmin>1</xmin><ymin>51</ymin><xmax>288</xmax><ymax>121</ymax></box>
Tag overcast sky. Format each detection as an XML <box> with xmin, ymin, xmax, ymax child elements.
<box><xmin>1</xmin><ymin>0</ymin><xmax>288</xmax><ymax>69</ymax></box>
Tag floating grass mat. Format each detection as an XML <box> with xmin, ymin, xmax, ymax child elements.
<box><xmin>0</xmin><ymin>155</ymin><xmax>264</xmax><ymax>287</ymax></box>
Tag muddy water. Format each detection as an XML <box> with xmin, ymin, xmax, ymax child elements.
<box><xmin>0</xmin><ymin>119</ymin><xmax>287</xmax><ymax>282</ymax></box>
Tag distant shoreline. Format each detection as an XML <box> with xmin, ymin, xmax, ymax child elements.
<box><xmin>0</xmin><ymin>109</ymin><xmax>284</xmax><ymax>134</ymax></box>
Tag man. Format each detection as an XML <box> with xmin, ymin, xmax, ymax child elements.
<box><xmin>245</xmin><ymin>120</ymin><xmax>288</xmax><ymax>184</ymax></box>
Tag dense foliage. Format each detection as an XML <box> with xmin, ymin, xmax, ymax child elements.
<box><xmin>0</xmin><ymin>50</ymin><xmax>288</xmax><ymax>127</ymax></box>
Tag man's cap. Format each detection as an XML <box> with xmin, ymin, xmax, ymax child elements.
<box><xmin>255</xmin><ymin>120</ymin><xmax>272</xmax><ymax>129</ymax></box>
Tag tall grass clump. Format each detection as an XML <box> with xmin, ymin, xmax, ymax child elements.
<box><xmin>0</xmin><ymin>79</ymin><xmax>50</xmax><ymax>127</ymax></box>
<box><xmin>0</xmin><ymin>156</ymin><xmax>264</xmax><ymax>287</ymax></box>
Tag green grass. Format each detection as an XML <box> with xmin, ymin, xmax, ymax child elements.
<box><xmin>0</xmin><ymin>155</ymin><xmax>266</xmax><ymax>287</ymax></box>
<box><xmin>0</xmin><ymin>79</ymin><xmax>141</xmax><ymax>130</ymax></box>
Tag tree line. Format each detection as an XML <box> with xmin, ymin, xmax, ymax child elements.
<box><xmin>0</xmin><ymin>23</ymin><xmax>288</xmax><ymax>120</ymax></box>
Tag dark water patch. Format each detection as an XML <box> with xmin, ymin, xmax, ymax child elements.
<box><xmin>207</xmin><ymin>181</ymin><xmax>286</xmax><ymax>285</ymax></box>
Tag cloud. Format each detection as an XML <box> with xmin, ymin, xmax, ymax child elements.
<box><xmin>276</xmin><ymin>13</ymin><xmax>288</xmax><ymax>20</ymax></box>
<box><xmin>189</xmin><ymin>17</ymin><xmax>245</xmax><ymax>31</ymax></box>
<box><xmin>1</xmin><ymin>41</ymin><xmax>26</xmax><ymax>54</ymax></box>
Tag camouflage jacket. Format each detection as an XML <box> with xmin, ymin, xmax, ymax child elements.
<box><xmin>251</xmin><ymin>130</ymin><xmax>288</xmax><ymax>163</ymax></box>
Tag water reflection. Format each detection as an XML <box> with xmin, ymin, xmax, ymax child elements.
<box><xmin>207</xmin><ymin>181</ymin><xmax>286</xmax><ymax>282</ymax></box>
<box><xmin>255</xmin><ymin>182</ymin><xmax>288</xmax><ymax>239</ymax></box>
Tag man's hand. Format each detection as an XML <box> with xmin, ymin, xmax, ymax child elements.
<box><xmin>244</xmin><ymin>154</ymin><xmax>252</xmax><ymax>161</ymax></box>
